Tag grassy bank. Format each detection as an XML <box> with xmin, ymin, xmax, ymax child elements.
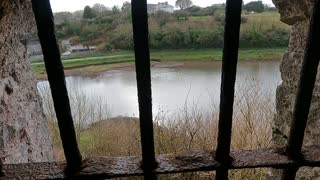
<box><xmin>31</xmin><ymin>50</ymin><xmax>134</xmax><ymax>63</ymax></box>
<box><xmin>32</xmin><ymin>48</ymin><xmax>285</xmax><ymax>79</ymax></box>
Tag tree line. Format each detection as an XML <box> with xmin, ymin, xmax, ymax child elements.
<box><xmin>54</xmin><ymin>1</ymin><xmax>288</xmax><ymax>52</ymax></box>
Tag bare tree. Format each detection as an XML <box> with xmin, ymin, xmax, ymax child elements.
<box><xmin>175</xmin><ymin>0</ymin><xmax>193</xmax><ymax>10</ymax></box>
<box><xmin>92</xmin><ymin>3</ymin><xmax>108</xmax><ymax>13</ymax></box>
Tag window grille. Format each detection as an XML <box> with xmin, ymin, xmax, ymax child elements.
<box><xmin>1</xmin><ymin>0</ymin><xmax>320</xmax><ymax>179</ymax></box>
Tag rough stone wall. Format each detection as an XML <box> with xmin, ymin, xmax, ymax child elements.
<box><xmin>272</xmin><ymin>0</ymin><xmax>320</xmax><ymax>178</ymax></box>
<box><xmin>0</xmin><ymin>0</ymin><xmax>53</xmax><ymax>163</ymax></box>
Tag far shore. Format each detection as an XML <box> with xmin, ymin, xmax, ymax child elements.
<box><xmin>33</xmin><ymin>48</ymin><xmax>285</xmax><ymax>80</ymax></box>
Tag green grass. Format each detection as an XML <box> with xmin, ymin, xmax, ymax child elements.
<box><xmin>151</xmin><ymin>48</ymin><xmax>285</xmax><ymax>61</ymax></box>
<box><xmin>32</xmin><ymin>48</ymin><xmax>286</xmax><ymax>78</ymax></box>
<box><xmin>32</xmin><ymin>65</ymin><xmax>46</xmax><ymax>76</ymax></box>
<box><xmin>62</xmin><ymin>50</ymin><xmax>133</xmax><ymax>60</ymax></box>
<box><xmin>189</xmin><ymin>16</ymin><xmax>210</xmax><ymax>20</ymax></box>
<box><xmin>62</xmin><ymin>56</ymin><xmax>135</xmax><ymax>67</ymax></box>
<box><xmin>32</xmin><ymin>56</ymin><xmax>135</xmax><ymax>76</ymax></box>
<box><xmin>31</xmin><ymin>50</ymin><xmax>134</xmax><ymax>63</ymax></box>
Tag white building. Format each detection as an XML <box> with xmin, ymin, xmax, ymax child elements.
<box><xmin>147</xmin><ymin>2</ymin><xmax>174</xmax><ymax>13</ymax></box>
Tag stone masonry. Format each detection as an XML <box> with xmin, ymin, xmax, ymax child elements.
<box><xmin>272</xmin><ymin>0</ymin><xmax>320</xmax><ymax>178</ymax></box>
<box><xmin>0</xmin><ymin>0</ymin><xmax>53</xmax><ymax>163</ymax></box>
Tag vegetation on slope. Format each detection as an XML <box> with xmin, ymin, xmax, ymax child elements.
<box><xmin>53</xmin><ymin>3</ymin><xmax>289</xmax><ymax>52</ymax></box>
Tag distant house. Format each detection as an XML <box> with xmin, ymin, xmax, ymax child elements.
<box><xmin>147</xmin><ymin>2</ymin><xmax>174</xmax><ymax>13</ymax></box>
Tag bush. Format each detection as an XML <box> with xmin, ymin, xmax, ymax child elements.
<box><xmin>110</xmin><ymin>33</ymin><xmax>134</xmax><ymax>50</ymax></box>
<box><xmin>149</xmin><ymin>29</ymin><xmax>224</xmax><ymax>49</ymax></box>
<box><xmin>195</xmin><ymin>29</ymin><xmax>224</xmax><ymax>48</ymax></box>
<box><xmin>244</xmin><ymin>1</ymin><xmax>264</xmax><ymax>13</ymax></box>
<box><xmin>239</xmin><ymin>27</ymin><xmax>289</xmax><ymax>48</ymax></box>
<box><xmin>241</xmin><ymin>17</ymin><xmax>248</xmax><ymax>24</ymax></box>
<box><xmin>214</xmin><ymin>14</ymin><xmax>225</xmax><ymax>25</ymax></box>
<box><xmin>265</xmin><ymin>27</ymin><xmax>290</xmax><ymax>47</ymax></box>
<box><xmin>103</xmin><ymin>43</ymin><xmax>114</xmax><ymax>51</ymax></box>
<box><xmin>96</xmin><ymin>43</ymin><xmax>114</xmax><ymax>52</ymax></box>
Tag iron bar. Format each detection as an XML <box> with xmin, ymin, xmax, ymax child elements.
<box><xmin>131</xmin><ymin>0</ymin><xmax>157</xmax><ymax>179</ymax></box>
<box><xmin>31</xmin><ymin>0</ymin><xmax>82</xmax><ymax>173</ymax></box>
<box><xmin>282</xmin><ymin>0</ymin><xmax>320</xmax><ymax>179</ymax></box>
<box><xmin>215</xmin><ymin>0</ymin><xmax>243</xmax><ymax>179</ymax></box>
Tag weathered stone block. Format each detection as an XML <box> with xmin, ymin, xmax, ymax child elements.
<box><xmin>272</xmin><ymin>0</ymin><xmax>320</xmax><ymax>179</ymax></box>
<box><xmin>0</xmin><ymin>0</ymin><xmax>53</xmax><ymax>163</ymax></box>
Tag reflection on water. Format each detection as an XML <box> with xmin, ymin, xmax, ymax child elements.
<box><xmin>38</xmin><ymin>60</ymin><xmax>281</xmax><ymax>117</ymax></box>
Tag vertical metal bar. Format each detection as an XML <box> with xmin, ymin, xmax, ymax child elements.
<box><xmin>215</xmin><ymin>0</ymin><xmax>243</xmax><ymax>179</ymax></box>
<box><xmin>282</xmin><ymin>0</ymin><xmax>320</xmax><ymax>179</ymax></box>
<box><xmin>31</xmin><ymin>0</ymin><xmax>82</xmax><ymax>173</ymax></box>
<box><xmin>131</xmin><ymin>0</ymin><xmax>157</xmax><ymax>179</ymax></box>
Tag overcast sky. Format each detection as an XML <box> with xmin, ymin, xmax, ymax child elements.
<box><xmin>50</xmin><ymin>0</ymin><xmax>275</xmax><ymax>12</ymax></box>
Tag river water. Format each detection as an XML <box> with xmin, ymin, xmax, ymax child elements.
<box><xmin>38</xmin><ymin>60</ymin><xmax>281</xmax><ymax>117</ymax></box>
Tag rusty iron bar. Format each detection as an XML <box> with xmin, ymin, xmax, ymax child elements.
<box><xmin>31</xmin><ymin>0</ymin><xmax>82</xmax><ymax>173</ymax></box>
<box><xmin>215</xmin><ymin>0</ymin><xmax>243</xmax><ymax>179</ymax></box>
<box><xmin>131</xmin><ymin>0</ymin><xmax>157</xmax><ymax>179</ymax></box>
<box><xmin>281</xmin><ymin>0</ymin><xmax>320</xmax><ymax>179</ymax></box>
<box><xmin>1</xmin><ymin>145</ymin><xmax>320</xmax><ymax>179</ymax></box>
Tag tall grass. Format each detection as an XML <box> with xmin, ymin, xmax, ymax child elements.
<box><xmin>38</xmin><ymin>79</ymin><xmax>274</xmax><ymax>179</ymax></box>
<box><xmin>241</xmin><ymin>12</ymin><xmax>289</xmax><ymax>32</ymax></box>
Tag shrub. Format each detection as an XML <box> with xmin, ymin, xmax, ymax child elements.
<box><xmin>110</xmin><ymin>33</ymin><xmax>134</xmax><ymax>50</ymax></box>
<box><xmin>241</xmin><ymin>16</ymin><xmax>248</xmax><ymax>24</ymax></box>
<box><xmin>239</xmin><ymin>26</ymin><xmax>289</xmax><ymax>48</ymax></box>
<box><xmin>104</xmin><ymin>43</ymin><xmax>114</xmax><ymax>51</ymax></box>
<box><xmin>214</xmin><ymin>14</ymin><xmax>225</xmax><ymax>25</ymax></box>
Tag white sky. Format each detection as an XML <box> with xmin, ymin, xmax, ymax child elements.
<box><xmin>50</xmin><ymin>0</ymin><xmax>275</xmax><ymax>12</ymax></box>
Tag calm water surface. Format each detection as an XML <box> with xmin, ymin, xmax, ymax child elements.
<box><xmin>38</xmin><ymin>61</ymin><xmax>281</xmax><ymax>117</ymax></box>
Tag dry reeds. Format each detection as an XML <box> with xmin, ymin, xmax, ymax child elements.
<box><xmin>39</xmin><ymin>78</ymin><xmax>275</xmax><ymax>179</ymax></box>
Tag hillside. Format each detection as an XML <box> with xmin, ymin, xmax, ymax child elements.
<box><xmin>53</xmin><ymin>5</ymin><xmax>289</xmax><ymax>52</ymax></box>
